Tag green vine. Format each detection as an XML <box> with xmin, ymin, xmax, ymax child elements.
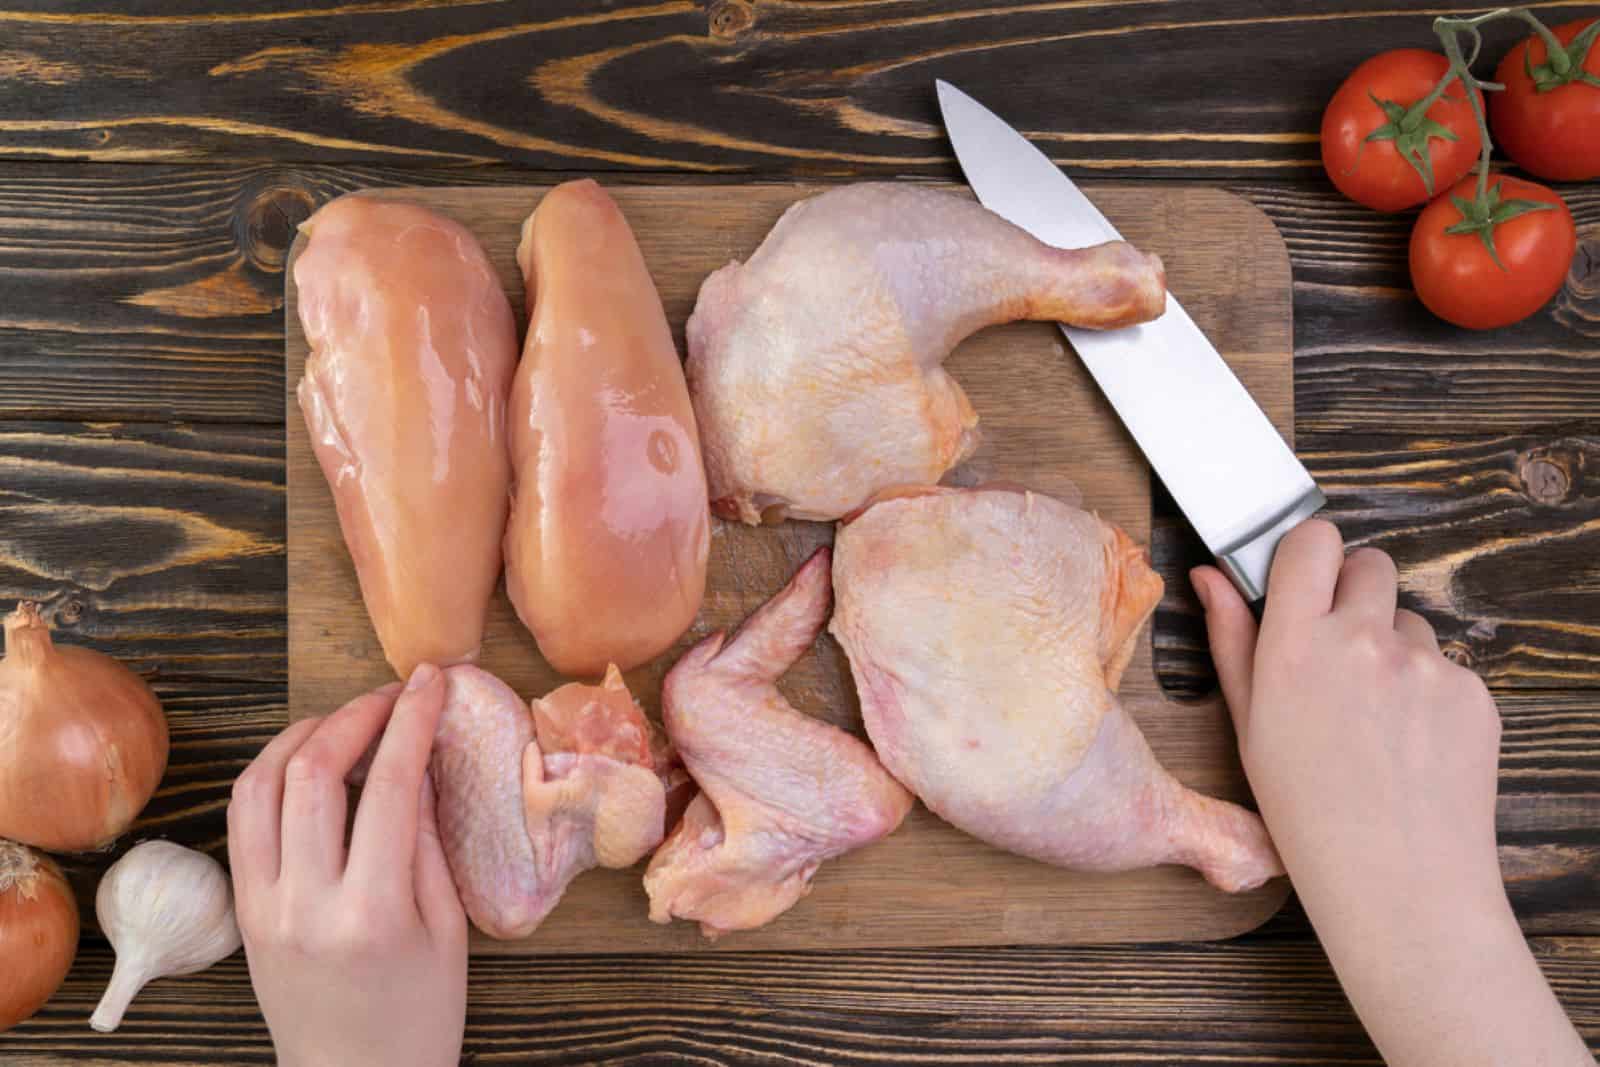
<box><xmin>1411</xmin><ymin>7</ymin><xmax>1597</xmax><ymax>268</ymax></box>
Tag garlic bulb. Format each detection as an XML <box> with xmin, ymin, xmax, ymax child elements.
<box><xmin>90</xmin><ymin>840</ymin><xmax>241</xmax><ymax>1033</ymax></box>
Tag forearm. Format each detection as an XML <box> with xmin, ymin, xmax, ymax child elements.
<box><xmin>1304</xmin><ymin>883</ymin><xmax>1591</xmax><ymax>1066</ymax></box>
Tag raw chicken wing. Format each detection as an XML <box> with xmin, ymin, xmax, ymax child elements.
<box><xmin>830</xmin><ymin>486</ymin><xmax>1282</xmax><ymax>893</ymax></box>
<box><xmin>687</xmin><ymin>184</ymin><xmax>1166</xmax><ymax>524</ymax></box>
<box><xmin>295</xmin><ymin>196</ymin><xmax>518</xmax><ymax>677</ymax></box>
<box><xmin>505</xmin><ymin>180</ymin><xmax>710</xmax><ymax>677</ymax></box>
<box><xmin>644</xmin><ymin>549</ymin><xmax>913</xmax><ymax>938</ymax></box>
<box><xmin>430</xmin><ymin>664</ymin><xmax>668</xmax><ymax>939</ymax></box>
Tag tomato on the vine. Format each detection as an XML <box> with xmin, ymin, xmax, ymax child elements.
<box><xmin>1321</xmin><ymin>49</ymin><xmax>1483</xmax><ymax>211</ymax></box>
<box><xmin>1410</xmin><ymin>174</ymin><xmax>1576</xmax><ymax>330</ymax></box>
<box><xmin>1491</xmin><ymin>18</ymin><xmax>1600</xmax><ymax>181</ymax></box>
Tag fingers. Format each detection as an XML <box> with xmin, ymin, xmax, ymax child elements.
<box><xmin>228</xmin><ymin>716</ymin><xmax>323</xmax><ymax>898</ymax></box>
<box><xmin>279</xmin><ymin>687</ymin><xmax>402</xmax><ymax>885</ymax></box>
<box><xmin>1263</xmin><ymin>519</ymin><xmax>1346</xmax><ymax>622</ymax></box>
<box><xmin>347</xmin><ymin>664</ymin><xmax>450</xmax><ymax>898</ymax></box>
<box><xmin>1395</xmin><ymin>608</ymin><xmax>1438</xmax><ymax>649</ymax></box>
<box><xmin>1192</xmin><ymin>566</ymin><xmax>1259</xmax><ymax>741</ymax></box>
<box><xmin>413</xmin><ymin>770</ymin><xmax>467</xmax><ymax>946</ymax></box>
<box><xmin>1333</xmin><ymin>547</ymin><xmax>1399</xmax><ymax>623</ymax></box>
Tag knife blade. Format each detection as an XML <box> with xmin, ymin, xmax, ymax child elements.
<box><xmin>935</xmin><ymin>79</ymin><xmax>1324</xmax><ymax>603</ymax></box>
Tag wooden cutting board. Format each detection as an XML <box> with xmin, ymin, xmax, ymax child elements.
<box><xmin>285</xmin><ymin>182</ymin><xmax>1295</xmax><ymax>954</ymax></box>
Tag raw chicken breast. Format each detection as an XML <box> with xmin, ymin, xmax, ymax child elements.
<box><xmin>430</xmin><ymin>664</ymin><xmax>668</xmax><ymax>939</ymax></box>
<box><xmin>830</xmin><ymin>486</ymin><xmax>1282</xmax><ymax>893</ymax></box>
<box><xmin>505</xmin><ymin>179</ymin><xmax>710</xmax><ymax>677</ymax></box>
<box><xmin>295</xmin><ymin>196</ymin><xmax>517</xmax><ymax>678</ymax></box>
<box><xmin>686</xmin><ymin>184</ymin><xmax>1166</xmax><ymax>525</ymax></box>
<box><xmin>644</xmin><ymin>549</ymin><xmax>913</xmax><ymax>938</ymax></box>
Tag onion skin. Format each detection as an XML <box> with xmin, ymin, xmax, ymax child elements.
<box><xmin>0</xmin><ymin>839</ymin><xmax>80</xmax><ymax>1032</ymax></box>
<box><xmin>0</xmin><ymin>604</ymin><xmax>169</xmax><ymax>852</ymax></box>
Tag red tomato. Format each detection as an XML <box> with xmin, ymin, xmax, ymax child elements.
<box><xmin>1322</xmin><ymin>49</ymin><xmax>1483</xmax><ymax>211</ymax></box>
<box><xmin>1410</xmin><ymin>174</ymin><xmax>1576</xmax><ymax>330</ymax></box>
<box><xmin>1491</xmin><ymin>18</ymin><xmax>1600</xmax><ymax>181</ymax></box>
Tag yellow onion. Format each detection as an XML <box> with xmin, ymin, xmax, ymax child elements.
<box><xmin>0</xmin><ymin>839</ymin><xmax>80</xmax><ymax>1032</ymax></box>
<box><xmin>0</xmin><ymin>603</ymin><xmax>168</xmax><ymax>851</ymax></box>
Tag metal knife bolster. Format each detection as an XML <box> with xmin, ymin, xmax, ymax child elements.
<box><xmin>1214</xmin><ymin>485</ymin><xmax>1327</xmax><ymax>604</ymax></box>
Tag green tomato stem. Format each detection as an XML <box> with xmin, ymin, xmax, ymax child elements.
<box><xmin>1432</xmin><ymin>14</ymin><xmax>1497</xmax><ymax>200</ymax></box>
<box><xmin>1506</xmin><ymin>6</ymin><xmax>1572</xmax><ymax>74</ymax></box>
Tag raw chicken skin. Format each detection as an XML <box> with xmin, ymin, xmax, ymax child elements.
<box><xmin>643</xmin><ymin>549</ymin><xmax>913</xmax><ymax>938</ymax></box>
<box><xmin>430</xmin><ymin>664</ymin><xmax>667</xmax><ymax>939</ymax></box>
<box><xmin>295</xmin><ymin>196</ymin><xmax>517</xmax><ymax>678</ymax></box>
<box><xmin>830</xmin><ymin>487</ymin><xmax>1282</xmax><ymax>893</ymax></box>
<box><xmin>686</xmin><ymin>184</ymin><xmax>1167</xmax><ymax>524</ymax></box>
<box><xmin>505</xmin><ymin>179</ymin><xmax>710</xmax><ymax>677</ymax></box>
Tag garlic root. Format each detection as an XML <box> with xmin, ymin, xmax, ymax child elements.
<box><xmin>90</xmin><ymin>840</ymin><xmax>241</xmax><ymax>1033</ymax></box>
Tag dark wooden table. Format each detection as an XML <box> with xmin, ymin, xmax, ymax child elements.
<box><xmin>1</xmin><ymin>2</ymin><xmax>1597</xmax><ymax>1063</ymax></box>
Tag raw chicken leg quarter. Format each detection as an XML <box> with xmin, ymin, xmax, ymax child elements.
<box><xmin>686</xmin><ymin>183</ymin><xmax>1167</xmax><ymax>524</ymax></box>
<box><xmin>830</xmin><ymin>486</ymin><xmax>1283</xmax><ymax>893</ymax></box>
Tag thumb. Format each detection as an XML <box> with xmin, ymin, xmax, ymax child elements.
<box><xmin>414</xmin><ymin>769</ymin><xmax>467</xmax><ymax>948</ymax></box>
<box><xmin>1191</xmin><ymin>566</ymin><xmax>1259</xmax><ymax>742</ymax></box>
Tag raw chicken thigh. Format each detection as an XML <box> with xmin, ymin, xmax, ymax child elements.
<box><xmin>505</xmin><ymin>179</ymin><xmax>710</xmax><ymax>677</ymax></box>
<box><xmin>644</xmin><ymin>549</ymin><xmax>913</xmax><ymax>937</ymax></box>
<box><xmin>295</xmin><ymin>196</ymin><xmax>518</xmax><ymax>678</ymax></box>
<box><xmin>686</xmin><ymin>184</ymin><xmax>1167</xmax><ymax>524</ymax></box>
<box><xmin>830</xmin><ymin>486</ymin><xmax>1282</xmax><ymax>893</ymax></box>
<box><xmin>430</xmin><ymin>665</ymin><xmax>669</xmax><ymax>939</ymax></box>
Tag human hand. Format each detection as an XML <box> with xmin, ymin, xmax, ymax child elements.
<box><xmin>1192</xmin><ymin>519</ymin><xmax>1589</xmax><ymax>1066</ymax></box>
<box><xmin>228</xmin><ymin>665</ymin><xmax>467</xmax><ymax>1067</ymax></box>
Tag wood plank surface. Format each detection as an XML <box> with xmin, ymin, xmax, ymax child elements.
<box><xmin>0</xmin><ymin>165</ymin><xmax>1593</xmax><ymax>432</ymax></box>
<box><xmin>5</xmin><ymin>936</ymin><xmax>1597</xmax><ymax>1064</ymax></box>
<box><xmin>0</xmin><ymin>0</ymin><xmax>1589</xmax><ymax>178</ymax></box>
<box><xmin>285</xmin><ymin>181</ymin><xmax>1293</xmax><ymax>951</ymax></box>
<box><xmin>1</xmin><ymin>0</ymin><xmax>1597</xmax><ymax>1060</ymax></box>
<box><xmin>0</xmin><ymin>421</ymin><xmax>284</xmax><ymax>678</ymax></box>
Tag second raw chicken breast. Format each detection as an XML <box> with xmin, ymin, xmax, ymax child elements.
<box><xmin>505</xmin><ymin>180</ymin><xmax>710</xmax><ymax>677</ymax></box>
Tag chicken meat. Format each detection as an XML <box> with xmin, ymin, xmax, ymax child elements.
<box><xmin>830</xmin><ymin>486</ymin><xmax>1282</xmax><ymax>893</ymax></box>
<box><xmin>430</xmin><ymin>664</ymin><xmax>669</xmax><ymax>939</ymax></box>
<box><xmin>643</xmin><ymin>549</ymin><xmax>913</xmax><ymax>937</ymax></box>
<box><xmin>295</xmin><ymin>196</ymin><xmax>518</xmax><ymax>678</ymax></box>
<box><xmin>686</xmin><ymin>184</ymin><xmax>1166</xmax><ymax>525</ymax></box>
<box><xmin>505</xmin><ymin>179</ymin><xmax>710</xmax><ymax>677</ymax></box>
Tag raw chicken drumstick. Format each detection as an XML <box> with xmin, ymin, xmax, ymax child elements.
<box><xmin>686</xmin><ymin>183</ymin><xmax>1166</xmax><ymax>525</ymax></box>
<box><xmin>429</xmin><ymin>665</ymin><xmax>671</xmax><ymax>939</ymax></box>
<box><xmin>830</xmin><ymin>486</ymin><xmax>1283</xmax><ymax>893</ymax></box>
<box><xmin>295</xmin><ymin>196</ymin><xmax>518</xmax><ymax>678</ymax></box>
<box><xmin>644</xmin><ymin>549</ymin><xmax>913</xmax><ymax>938</ymax></box>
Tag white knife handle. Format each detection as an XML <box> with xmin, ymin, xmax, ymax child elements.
<box><xmin>1215</xmin><ymin>487</ymin><xmax>1328</xmax><ymax>604</ymax></box>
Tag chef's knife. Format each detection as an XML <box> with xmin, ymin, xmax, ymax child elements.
<box><xmin>936</xmin><ymin>79</ymin><xmax>1324</xmax><ymax>603</ymax></box>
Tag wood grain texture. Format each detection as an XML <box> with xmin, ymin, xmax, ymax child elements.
<box><xmin>4</xmin><ymin>937</ymin><xmax>1597</xmax><ymax>1064</ymax></box>
<box><xmin>285</xmin><ymin>181</ymin><xmax>1294</xmax><ymax>951</ymax></box>
<box><xmin>1155</xmin><ymin>430</ymin><xmax>1600</xmax><ymax>695</ymax></box>
<box><xmin>0</xmin><ymin>421</ymin><xmax>284</xmax><ymax>677</ymax></box>
<box><xmin>0</xmin><ymin>164</ymin><xmax>1592</xmax><ymax>430</ymax></box>
<box><xmin>0</xmin><ymin>0</ymin><xmax>1591</xmax><ymax>178</ymax></box>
